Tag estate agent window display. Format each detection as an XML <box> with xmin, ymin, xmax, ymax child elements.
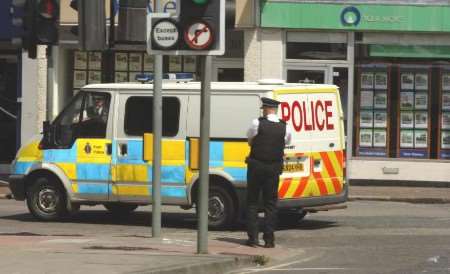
<box><xmin>439</xmin><ymin>69</ymin><xmax>450</xmax><ymax>159</ymax></box>
<box><xmin>73</xmin><ymin>51</ymin><xmax>103</xmax><ymax>91</ymax></box>
<box><xmin>397</xmin><ymin>68</ymin><xmax>431</xmax><ymax>159</ymax></box>
<box><xmin>355</xmin><ymin>64</ymin><xmax>391</xmax><ymax>157</ymax></box>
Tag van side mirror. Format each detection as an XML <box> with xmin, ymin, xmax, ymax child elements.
<box><xmin>42</xmin><ymin>121</ymin><xmax>51</xmax><ymax>147</ymax></box>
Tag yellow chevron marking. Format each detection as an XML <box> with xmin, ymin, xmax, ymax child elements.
<box><xmin>328</xmin><ymin>151</ymin><xmax>343</xmax><ymax>177</ymax></box>
<box><xmin>284</xmin><ymin>178</ymin><xmax>299</xmax><ymax>198</ymax></box>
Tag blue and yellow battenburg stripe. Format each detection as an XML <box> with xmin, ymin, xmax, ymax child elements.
<box><xmin>12</xmin><ymin>138</ymin><xmax>250</xmax><ymax>200</ymax></box>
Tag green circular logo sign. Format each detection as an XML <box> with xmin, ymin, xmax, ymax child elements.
<box><xmin>341</xmin><ymin>6</ymin><xmax>361</xmax><ymax>26</ymax></box>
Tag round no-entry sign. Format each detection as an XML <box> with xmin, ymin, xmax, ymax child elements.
<box><xmin>152</xmin><ymin>19</ymin><xmax>179</xmax><ymax>50</ymax></box>
<box><xmin>184</xmin><ymin>21</ymin><xmax>214</xmax><ymax>50</ymax></box>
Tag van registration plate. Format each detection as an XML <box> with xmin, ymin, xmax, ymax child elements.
<box><xmin>283</xmin><ymin>163</ymin><xmax>304</xmax><ymax>173</ymax></box>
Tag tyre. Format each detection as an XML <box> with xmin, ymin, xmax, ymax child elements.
<box><xmin>26</xmin><ymin>177</ymin><xmax>68</xmax><ymax>221</ymax></box>
<box><xmin>104</xmin><ymin>203</ymin><xmax>138</xmax><ymax>215</ymax></box>
<box><xmin>278</xmin><ymin>210</ymin><xmax>307</xmax><ymax>226</ymax></box>
<box><xmin>204</xmin><ymin>185</ymin><xmax>236</xmax><ymax>230</ymax></box>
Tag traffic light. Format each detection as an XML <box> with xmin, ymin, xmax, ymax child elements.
<box><xmin>71</xmin><ymin>0</ymin><xmax>107</xmax><ymax>51</ymax></box>
<box><xmin>10</xmin><ymin>0</ymin><xmax>37</xmax><ymax>58</ymax></box>
<box><xmin>147</xmin><ymin>0</ymin><xmax>225</xmax><ymax>55</ymax></box>
<box><xmin>35</xmin><ymin>0</ymin><xmax>59</xmax><ymax>44</ymax></box>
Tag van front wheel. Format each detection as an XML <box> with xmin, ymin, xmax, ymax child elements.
<box><xmin>26</xmin><ymin>177</ymin><xmax>68</xmax><ymax>221</ymax></box>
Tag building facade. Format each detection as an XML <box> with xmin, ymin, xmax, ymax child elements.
<box><xmin>238</xmin><ymin>0</ymin><xmax>450</xmax><ymax>183</ymax></box>
<box><xmin>9</xmin><ymin>0</ymin><xmax>450</xmax><ymax>184</ymax></box>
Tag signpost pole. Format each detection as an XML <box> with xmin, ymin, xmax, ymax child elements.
<box><xmin>152</xmin><ymin>0</ymin><xmax>163</xmax><ymax>238</ymax></box>
<box><xmin>197</xmin><ymin>55</ymin><xmax>212</xmax><ymax>254</ymax></box>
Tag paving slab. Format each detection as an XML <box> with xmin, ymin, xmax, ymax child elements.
<box><xmin>0</xmin><ymin>231</ymin><xmax>304</xmax><ymax>274</ymax></box>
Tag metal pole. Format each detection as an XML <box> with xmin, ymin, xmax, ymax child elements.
<box><xmin>152</xmin><ymin>0</ymin><xmax>163</xmax><ymax>238</ymax></box>
<box><xmin>198</xmin><ymin>55</ymin><xmax>212</xmax><ymax>254</ymax></box>
<box><xmin>346</xmin><ymin>32</ymin><xmax>355</xmax><ymax>182</ymax></box>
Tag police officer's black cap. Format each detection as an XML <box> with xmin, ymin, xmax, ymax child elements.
<box><xmin>260</xmin><ymin>97</ymin><xmax>281</xmax><ymax>108</ymax></box>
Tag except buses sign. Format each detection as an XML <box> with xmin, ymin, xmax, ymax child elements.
<box><xmin>151</xmin><ymin>19</ymin><xmax>179</xmax><ymax>49</ymax></box>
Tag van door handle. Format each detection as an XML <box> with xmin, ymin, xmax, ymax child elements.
<box><xmin>329</xmin><ymin>142</ymin><xmax>335</xmax><ymax>148</ymax></box>
<box><xmin>119</xmin><ymin>143</ymin><xmax>128</xmax><ymax>156</ymax></box>
<box><xmin>106</xmin><ymin>143</ymin><xmax>112</xmax><ymax>155</ymax></box>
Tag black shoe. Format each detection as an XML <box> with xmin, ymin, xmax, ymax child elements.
<box><xmin>246</xmin><ymin>239</ymin><xmax>258</xmax><ymax>247</ymax></box>
<box><xmin>264</xmin><ymin>242</ymin><xmax>275</xmax><ymax>248</ymax></box>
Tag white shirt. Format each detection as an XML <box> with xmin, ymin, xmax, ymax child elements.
<box><xmin>247</xmin><ymin>114</ymin><xmax>292</xmax><ymax>145</ymax></box>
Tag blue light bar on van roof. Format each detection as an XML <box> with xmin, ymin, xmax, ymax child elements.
<box><xmin>135</xmin><ymin>73</ymin><xmax>194</xmax><ymax>83</ymax></box>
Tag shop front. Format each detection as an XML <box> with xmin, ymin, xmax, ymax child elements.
<box><xmin>257</xmin><ymin>0</ymin><xmax>450</xmax><ymax>183</ymax></box>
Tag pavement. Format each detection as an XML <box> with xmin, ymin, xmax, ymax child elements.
<box><xmin>1</xmin><ymin>180</ymin><xmax>450</xmax><ymax>273</ymax></box>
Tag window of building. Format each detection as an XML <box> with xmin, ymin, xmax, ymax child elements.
<box><xmin>114</xmin><ymin>52</ymin><xmax>155</xmax><ymax>83</ymax></box>
<box><xmin>355</xmin><ymin>43</ymin><xmax>450</xmax><ymax>160</ymax></box>
<box><xmin>286</xmin><ymin>42</ymin><xmax>347</xmax><ymax>60</ymax></box>
<box><xmin>124</xmin><ymin>96</ymin><xmax>180</xmax><ymax>137</ymax></box>
<box><xmin>73</xmin><ymin>51</ymin><xmax>103</xmax><ymax>90</ymax></box>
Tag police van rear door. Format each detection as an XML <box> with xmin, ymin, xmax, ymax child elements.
<box><xmin>274</xmin><ymin>87</ymin><xmax>345</xmax><ymax>200</ymax></box>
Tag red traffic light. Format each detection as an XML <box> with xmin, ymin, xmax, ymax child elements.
<box><xmin>38</xmin><ymin>0</ymin><xmax>57</xmax><ymax>19</ymax></box>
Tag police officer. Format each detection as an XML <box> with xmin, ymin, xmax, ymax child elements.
<box><xmin>246</xmin><ymin>97</ymin><xmax>292</xmax><ymax>248</ymax></box>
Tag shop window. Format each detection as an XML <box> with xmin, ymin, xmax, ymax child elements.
<box><xmin>355</xmin><ymin>62</ymin><xmax>450</xmax><ymax>160</ymax></box>
<box><xmin>355</xmin><ymin>65</ymin><xmax>391</xmax><ymax>157</ymax></box>
<box><xmin>167</xmin><ymin>56</ymin><xmax>197</xmax><ymax>75</ymax></box>
<box><xmin>286</xmin><ymin>42</ymin><xmax>347</xmax><ymax>60</ymax></box>
<box><xmin>439</xmin><ymin>70</ymin><xmax>450</xmax><ymax>159</ymax></box>
<box><xmin>114</xmin><ymin>52</ymin><xmax>155</xmax><ymax>83</ymax></box>
<box><xmin>397</xmin><ymin>68</ymin><xmax>431</xmax><ymax>158</ymax></box>
<box><xmin>124</xmin><ymin>96</ymin><xmax>180</xmax><ymax>137</ymax></box>
<box><xmin>73</xmin><ymin>51</ymin><xmax>103</xmax><ymax>90</ymax></box>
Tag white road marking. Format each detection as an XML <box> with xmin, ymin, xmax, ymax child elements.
<box><xmin>43</xmin><ymin>239</ymin><xmax>94</xmax><ymax>244</ymax></box>
<box><xmin>269</xmin><ymin>268</ymin><xmax>350</xmax><ymax>271</ymax></box>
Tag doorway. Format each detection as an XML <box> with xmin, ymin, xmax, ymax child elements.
<box><xmin>0</xmin><ymin>56</ymin><xmax>19</xmax><ymax>165</ymax></box>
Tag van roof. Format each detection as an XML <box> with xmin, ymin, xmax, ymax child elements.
<box><xmin>82</xmin><ymin>82</ymin><xmax>338</xmax><ymax>92</ymax></box>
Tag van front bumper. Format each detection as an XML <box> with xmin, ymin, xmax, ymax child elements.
<box><xmin>277</xmin><ymin>183</ymin><xmax>348</xmax><ymax>209</ymax></box>
<box><xmin>8</xmin><ymin>175</ymin><xmax>26</xmax><ymax>200</ymax></box>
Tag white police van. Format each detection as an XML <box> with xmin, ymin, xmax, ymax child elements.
<box><xmin>9</xmin><ymin>78</ymin><xmax>347</xmax><ymax>229</ymax></box>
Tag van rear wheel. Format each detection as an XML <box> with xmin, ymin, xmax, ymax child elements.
<box><xmin>26</xmin><ymin>177</ymin><xmax>68</xmax><ymax>221</ymax></box>
<box><xmin>199</xmin><ymin>185</ymin><xmax>236</xmax><ymax>230</ymax></box>
<box><xmin>104</xmin><ymin>203</ymin><xmax>138</xmax><ymax>215</ymax></box>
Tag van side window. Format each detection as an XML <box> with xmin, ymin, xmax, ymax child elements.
<box><xmin>52</xmin><ymin>91</ymin><xmax>111</xmax><ymax>147</ymax></box>
<box><xmin>124</xmin><ymin>96</ymin><xmax>180</xmax><ymax>137</ymax></box>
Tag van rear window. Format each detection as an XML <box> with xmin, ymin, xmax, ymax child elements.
<box><xmin>124</xmin><ymin>96</ymin><xmax>180</xmax><ymax>137</ymax></box>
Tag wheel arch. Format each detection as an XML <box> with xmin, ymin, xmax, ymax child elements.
<box><xmin>24</xmin><ymin>164</ymin><xmax>72</xmax><ymax>200</ymax></box>
<box><xmin>189</xmin><ymin>173</ymin><xmax>240</xmax><ymax>214</ymax></box>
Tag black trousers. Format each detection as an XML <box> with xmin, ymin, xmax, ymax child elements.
<box><xmin>246</xmin><ymin>159</ymin><xmax>282</xmax><ymax>243</ymax></box>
